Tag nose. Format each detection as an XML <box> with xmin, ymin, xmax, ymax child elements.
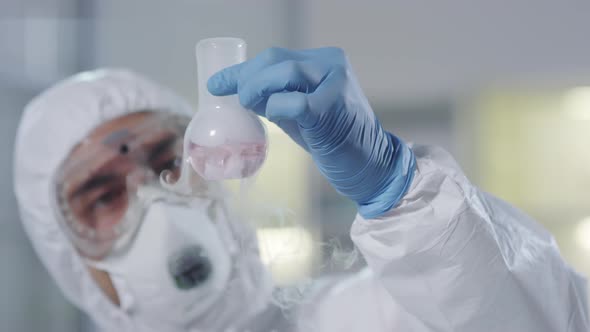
<box><xmin>168</xmin><ymin>245</ymin><xmax>212</xmax><ymax>290</ymax></box>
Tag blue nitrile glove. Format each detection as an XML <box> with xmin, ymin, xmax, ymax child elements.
<box><xmin>208</xmin><ymin>47</ymin><xmax>415</xmax><ymax>218</ymax></box>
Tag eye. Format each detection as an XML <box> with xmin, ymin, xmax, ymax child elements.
<box><xmin>94</xmin><ymin>185</ymin><xmax>126</xmax><ymax>210</ymax></box>
<box><xmin>72</xmin><ymin>185</ymin><xmax>127</xmax><ymax>230</ymax></box>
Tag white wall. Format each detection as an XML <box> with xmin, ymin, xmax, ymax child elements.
<box><xmin>301</xmin><ymin>0</ymin><xmax>590</xmax><ymax>102</ymax></box>
<box><xmin>0</xmin><ymin>0</ymin><xmax>81</xmax><ymax>85</ymax></box>
<box><xmin>88</xmin><ymin>0</ymin><xmax>590</xmax><ymax>103</ymax></box>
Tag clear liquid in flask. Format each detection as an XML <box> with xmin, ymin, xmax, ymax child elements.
<box><xmin>188</xmin><ymin>141</ymin><xmax>266</xmax><ymax>181</ymax></box>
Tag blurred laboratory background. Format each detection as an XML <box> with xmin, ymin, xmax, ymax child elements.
<box><xmin>2</xmin><ymin>0</ymin><xmax>590</xmax><ymax>330</ymax></box>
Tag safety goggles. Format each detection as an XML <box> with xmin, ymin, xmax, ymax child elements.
<box><xmin>52</xmin><ymin>112</ymin><xmax>193</xmax><ymax>259</ymax></box>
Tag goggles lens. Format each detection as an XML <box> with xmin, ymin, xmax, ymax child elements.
<box><xmin>53</xmin><ymin>112</ymin><xmax>191</xmax><ymax>258</ymax></box>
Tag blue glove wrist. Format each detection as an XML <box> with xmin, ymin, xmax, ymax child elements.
<box><xmin>356</xmin><ymin>135</ymin><xmax>416</xmax><ymax>219</ymax></box>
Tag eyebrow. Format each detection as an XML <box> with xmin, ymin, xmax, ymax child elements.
<box><xmin>103</xmin><ymin>129</ymin><xmax>132</xmax><ymax>146</ymax></box>
<box><xmin>69</xmin><ymin>173</ymin><xmax>119</xmax><ymax>200</ymax></box>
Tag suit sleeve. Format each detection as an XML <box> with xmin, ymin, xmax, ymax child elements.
<box><xmin>351</xmin><ymin>145</ymin><xmax>589</xmax><ymax>332</ymax></box>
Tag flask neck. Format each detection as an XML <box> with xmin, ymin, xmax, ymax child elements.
<box><xmin>196</xmin><ymin>38</ymin><xmax>246</xmax><ymax>109</ymax></box>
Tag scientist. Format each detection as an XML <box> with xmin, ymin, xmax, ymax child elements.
<box><xmin>13</xmin><ymin>47</ymin><xmax>589</xmax><ymax>331</ymax></box>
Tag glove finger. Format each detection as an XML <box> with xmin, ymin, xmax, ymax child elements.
<box><xmin>238</xmin><ymin>60</ymin><xmax>328</xmax><ymax>110</ymax></box>
<box><xmin>306</xmin><ymin>64</ymin><xmax>351</xmax><ymax>113</ymax></box>
<box><xmin>265</xmin><ymin>91</ymin><xmax>315</xmax><ymax>126</ymax></box>
<box><xmin>207</xmin><ymin>62</ymin><xmax>244</xmax><ymax>96</ymax></box>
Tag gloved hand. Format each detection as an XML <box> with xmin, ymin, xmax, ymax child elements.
<box><xmin>207</xmin><ymin>47</ymin><xmax>415</xmax><ymax>218</ymax></box>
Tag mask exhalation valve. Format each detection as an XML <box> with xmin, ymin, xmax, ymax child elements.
<box><xmin>168</xmin><ymin>245</ymin><xmax>212</xmax><ymax>290</ymax></box>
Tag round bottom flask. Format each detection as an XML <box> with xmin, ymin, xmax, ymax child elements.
<box><xmin>186</xmin><ymin>38</ymin><xmax>267</xmax><ymax>181</ymax></box>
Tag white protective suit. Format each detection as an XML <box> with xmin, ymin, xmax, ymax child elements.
<box><xmin>14</xmin><ymin>69</ymin><xmax>589</xmax><ymax>332</ymax></box>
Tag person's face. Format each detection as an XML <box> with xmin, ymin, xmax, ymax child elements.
<box><xmin>55</xmin><ymin>111</ymin><xmax>188</xmax><ymax>305</ymax></box>
<box><xmin>61</xmin><ymin>111</ymin><xmax>185</xmax><ymax>236</ymax></box>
